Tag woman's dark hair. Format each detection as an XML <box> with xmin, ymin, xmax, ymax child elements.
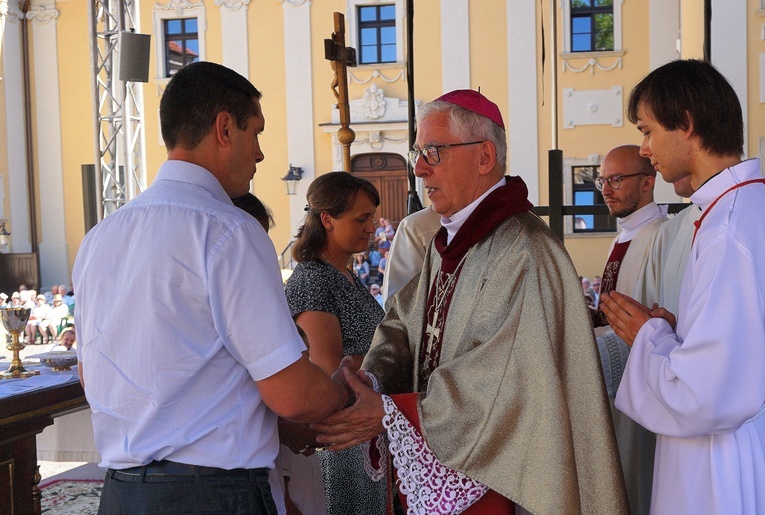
<box><xmin>292</xmin><ymin>172</ymin><xmax>380</xmax><ymax>263</ymax></box>
<box><xmin>231</xmin><ymin>193</ymin><xmax>275</xmax><ymax>232</ymax></box>
<box><xmin>160</xmin><ymin>61</ymin><xmax>261</xmax><ymax>151</ymax></box>
<box><xmin>627</xmin><ymin>59</ymin><xmax>743</xmax><ymax>157</ymax></box>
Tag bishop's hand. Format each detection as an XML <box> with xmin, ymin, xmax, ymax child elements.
<box><xmin>310</xmin><ymin>368</ymin><xmax>385</xmax><ymax>452</ymax></box>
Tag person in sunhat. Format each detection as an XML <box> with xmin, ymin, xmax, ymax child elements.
<box><xmin>41</xmin><ymin>293</ymin><xmax>71</xmax><ymax>342</ymax></box>
<box><xmin>26</xmin><ymin>294</ymin><xmax>51</xmax><ymax>343</ymax></box>
<box><xmin>312</xmin><ymin>89</ymin><xmax>627</xmax><ymax>514</ymax></box>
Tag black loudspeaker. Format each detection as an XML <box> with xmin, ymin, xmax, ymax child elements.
<box><xmin>118</xmin><ymin>31</ymin><xmax>151</xmax><ymax>83</ymax></box>
<box><xmin>81</xmin><ymin>164</ymin><xmax>98</xmax><ymax>233</ymax></box>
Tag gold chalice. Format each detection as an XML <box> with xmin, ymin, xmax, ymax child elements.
<box><xmin>1</xmin><ymin>307</ymin><xmax>40</xmax><ymax>379</ymax></box>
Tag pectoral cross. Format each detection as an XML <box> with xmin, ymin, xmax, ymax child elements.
<box><xmin>324</xmin><ymin>12</ymin><xmax>357</xmax><ymax>172</ymax></box>
<box><xmin>420</xmin><ymin>311</ymin><xmax>442</xmax><ymax>389</ymax></box>
<box><xmin>425</xmin><ymin>309</ymin><xmax>441</xmax><ymax>352</ymax></box>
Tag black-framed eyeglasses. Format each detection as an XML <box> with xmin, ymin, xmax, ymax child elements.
<box><xmin>408</xmin><ymin>141</ymin><xmax>485</xmax><ymax>168</ymax></box>
<box><xmin>594</xmin><ymin>172</ymin><xmax>648</xmax><ymax>191</ymax></box>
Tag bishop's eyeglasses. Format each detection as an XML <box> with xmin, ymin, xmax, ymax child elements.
<box><xmin>408</xmin><ymin>141</ymin><xmax>485</xmax><ymax>168</ymax></box>
<box><xmin>594</xmin><ymin>172</ymin><xmax>647</xmax><ymax>191</ymax></box>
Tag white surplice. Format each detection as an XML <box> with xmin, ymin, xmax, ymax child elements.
<box><xmin>609</xmin><ymin>201</ymin><xmax>668</xmax><ymax>303</ymax></box>
<box><xmin>381</xmin><ymin>207</ymin><xmax>442</xmax><ymax>310</ymax></box>
<box><xmin>644</xmin><ymin>204</ymin><xmax>702</xmax><ymax>315</ymax></box>
<box><xmin>598</xmin><ymin>202</ymin><xmax>666</xmax><ymax>515</ymax></box>
<box><xmin>616</xmin><ymin>158</ymin><xmax>765</xmax><ymax>514</ymax></box>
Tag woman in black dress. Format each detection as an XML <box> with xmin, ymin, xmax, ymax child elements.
<box><xmin>285</xmin><ymin>172</ymin><xmax>386</xmax><ymax>515</ymax></box>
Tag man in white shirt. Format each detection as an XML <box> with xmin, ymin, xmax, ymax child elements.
<box><xmin>74</xmin><ymin>61</ymin><xmax>351</xmax><ymax>514</ymax></box>
<box><xmin>601</xmin><ymin>59</ymin><xmax>765</xmax><ymax>514</ymax></box>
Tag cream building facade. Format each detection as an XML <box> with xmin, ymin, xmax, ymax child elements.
<box><xmin>0</xmin><ymin>0</ymin><xmax>763</xmax><ymax>288</ymax></box>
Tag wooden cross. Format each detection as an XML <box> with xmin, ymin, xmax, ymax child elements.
<box><xmin>324</xmin><ymin>12</ymin><xmax>357</xmax><ymax>172</ymax></box>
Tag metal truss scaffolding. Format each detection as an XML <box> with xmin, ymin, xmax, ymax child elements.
<box><xmin>88</xmin><ymin>0</ymin><xmax>147</xmax><ymax>220</ymax></box>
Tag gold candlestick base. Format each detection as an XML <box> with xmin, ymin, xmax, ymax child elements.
<box><xmin>1</xmin><ymin>307</ymin><xmax>39</xmax><ymax>380</ymax></box>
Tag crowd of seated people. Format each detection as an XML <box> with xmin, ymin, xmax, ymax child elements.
<box><xmin>1</xmin><ymin>283</ymin><xmax>75</xmax><ymax>344</ymax></box>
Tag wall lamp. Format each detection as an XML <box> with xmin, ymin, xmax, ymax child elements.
<box><xmin>281</xmin><ymin>165</ymin><xmax>304</xmax><ymax>195</ymax></box>
<box><xmin>0</xmin><ymin>221</ymin><xmax>10</xmax><ymax>249</ymax></box>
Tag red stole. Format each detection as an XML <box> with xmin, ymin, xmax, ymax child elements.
<box><xmin>417</xmin><ymin>177</ymin><xmax>533</xmax><ymax>388</ymax></box>
<box><xmin>692</xmin><ymin>178</ymin><xmax>765</xmax><ymax>246</ymax></box>
<box><xmin>595</xmin><ymin>240</ymin><xmax>631</xmax><ymax>327</ymax></box>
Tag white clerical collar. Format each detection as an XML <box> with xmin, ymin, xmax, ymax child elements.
<box><xmin>690</xmin><ymin>158</ymin><xmax>761</xmax><ymax>212</ymax></box>
<box><xmin>442</xmin><ymin>177</ymin><xmax>507</xmax><ymax>244</ymax></box>
<box><xmin>616</xmin><ymin>201</ymin><xmax>667</xmax><ymax>243</ymax></box>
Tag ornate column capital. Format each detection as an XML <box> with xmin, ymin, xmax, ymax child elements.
<box><xmin>1</xmin><ymin>0</ymin><xmax>25</xmax><ymax>23</ymax></box>
<box><xmin>25</xmin><ymin>4</ymin><xmax>59</xmax><ymax>24</ymax></box>
<box><xmin>279</xmin><ymin>0</ymin><xmax>310</xmax><ymax>7</ymax></box>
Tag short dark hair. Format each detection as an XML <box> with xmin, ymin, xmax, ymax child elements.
<box><xmin>627</xmin><ymin>59</ymin><xmax>743</xmax><ymax>157</ymax></box>
<box><xmin>231</xmin><ymin>193</ymin><xmax>275</xmax><ymax>232</ymax></box>
<box><xmin>160</xmin><ymin>62</ymin><xmax>262</xmax><ymax>151</ymax></box>
<box><xmin>292</xmin><ymin>172</ymin><xmax>380</xmax><ymax>263</ymax></box>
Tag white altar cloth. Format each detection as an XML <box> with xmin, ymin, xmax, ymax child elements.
<box><xmin>0</xmin><ymin>363</ymin><xmax>77</xmax><ymax>399</ymax></box>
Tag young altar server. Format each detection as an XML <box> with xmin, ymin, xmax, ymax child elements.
<box><xmin>601</xmin><ymin>59</ymin><xmax>765</xmax><ymax>514</ymax></box>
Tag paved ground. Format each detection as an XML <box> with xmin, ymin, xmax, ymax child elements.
<box><xmin>7</xmin><ymin>338</ymin><xmax>69</xmax><ymax>360</ymax></box>
<box><xmin>39</xmin><ymin>460</ymin><xmax>89</xmax><ymax>481</ymax></box>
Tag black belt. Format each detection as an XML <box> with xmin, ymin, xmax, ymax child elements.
<box><xmin>108</xmin><ymin>460</ymin><xmax>269</xmax><ymax>483</ymax></box>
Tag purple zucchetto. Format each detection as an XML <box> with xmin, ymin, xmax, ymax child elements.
<box><xmin>435</xmin><ymin>89</ymin><xmax>505</xmax><ymax>130</ymax></box>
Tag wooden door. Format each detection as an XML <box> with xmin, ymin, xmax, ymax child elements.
<box><xmin>351</xmin><ymin>153</ymin><xmax>409</xmax><ymax>228</ymax></box>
